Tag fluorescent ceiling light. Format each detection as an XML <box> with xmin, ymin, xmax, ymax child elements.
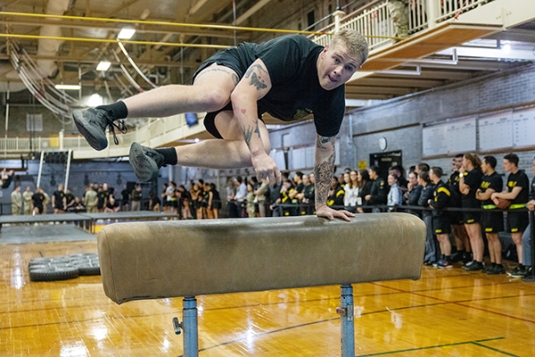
<box><xmin>117</xmin><ymin>28</ymin><xmax>136</xmax><ymax>40</ymax></box>
<box><xmin>87</xmin><ymin>93</ymin><xmax>103</xmax><ymax>107</ymax></box>
<box><xmin>96</xmin><ymin>61</ymin><xmax>111</xmax><ymax>71</ymax></box>
<box><xmin>55</xmin><ymin>84</ymin><xmax>81</xmax><ymax>90</ymax></box>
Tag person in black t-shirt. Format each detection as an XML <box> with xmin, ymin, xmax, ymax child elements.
<box><xmin>492</xmin><ymin>153</ymin><xmax>530</xmax><ymax>277</ymax></box>
<box><xmin>428</xmin><ymin>167</ymin><xmax>452</xmax><ymax>269</ymax></box>
<box><xmin>32</xmin><ymin>187</ymin><xmax>46</xmax><ymax>215</ymax></box>
<box><xmin>64</xmin><ymin>188</ymin><xmax>75</xmax><ymax>210</ymax></box>
<box><xmin>476</xmin><ymin>156</ymin><xmax>505</xmax><ymax>275</ymax></box>
<box><xmin>459</xmin><ymin>153</ymin><xmax>484</xmax><ymax>271</ymax></box>
<box><xmin>52</xmin><ymin>183</ymin><xmax>66</xmax><ymax>214</ymax></box>
<box><xmin>73</xmin><ymin>30</ymin><xmax>369</xmax><ymax>222</ymax></box>
<box><xmin>121</xmin><ymin>184</ymin><xmax>130</xmax><ymax>212</ymax></box>
<box><xmin>357</xmin><ymin>169</ymin><xmax>373</xmax><ymax>214</ymax></box>
<box><xmin>521</xmin><ymin>157</ymin><xmax>535</xmax><ymax>275</ymax></box>
<box><xmin>366</xmin><ymin>166</ymin><xmax>388</xmax><ymax>212</ymax></box>
<box><xmin>448</xmin><ymin>154</ymin><xmax>472</xmax><ymax>264</ymax></box>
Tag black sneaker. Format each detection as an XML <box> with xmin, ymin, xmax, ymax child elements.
<box><xmin>463</xmin><ymin>261</ymin><xmax>484</xmax><ymax>271</ymax></box>
<box><xmin>73</xmin><ymin>108</ymin><xmax>126</xmax><ymax>151</ymax></box>
<box><xmin>487</xmin><ymin>264</ymin><xmax>506</xmax><ymax>275</ymax></box>
<box><xmin>482</xmin><ymin>263</ymin><xmax>495</xmax><ymax>274</ymax></box>
<box><xmin>129</xmin><ymin>142</ymin><xmax>166</xmax><ymax>182</ymax></box>
<box><xmin>462</xmin><ymin>253</ymin><xmax>473</xmax><ymax>265</ymax></box>
<box><xmin>508</xmin><ymin>264</ymin><xmax>527</xmax><ymax>278</ymax></box>
<box><xmin>450</xmin><ymin>251</ymin><xmax>463</xmax><ymax>263</ymax></box>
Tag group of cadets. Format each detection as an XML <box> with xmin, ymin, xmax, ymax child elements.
<box><xmin>414</xmin><ymin>153</ymin><xmax>535</xmax><ymax>278</ymax></box>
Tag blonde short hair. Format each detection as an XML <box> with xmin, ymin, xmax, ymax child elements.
<box><xmin>330</xmin><ymin>28</ymin><xmax>369</xmax><ymax>65</ymax></box>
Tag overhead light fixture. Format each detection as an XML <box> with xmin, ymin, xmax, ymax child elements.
<box><xmin>96</xmin><ymin>60</ymin><xmax>111</xmax><ymax>71</ymax></box>
<box><xmin>55</xmin><ymin>84</ymin><xmax>81</xmax><ymax>90</ymax></box>
<box><xmin>502</xmin><ymin>41</ymin><xmax>511</xmax><ymax>54</ymax></box>
<box><xmin>117</xmin><ymin>28</ymin><xmax>136</xmax><ymax>40</ymax></box>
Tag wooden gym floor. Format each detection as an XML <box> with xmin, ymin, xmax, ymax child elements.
<box><xmin>2</xmin><ymin>238</ymin><xmax>535</xmax><ymax>356</ymax></box>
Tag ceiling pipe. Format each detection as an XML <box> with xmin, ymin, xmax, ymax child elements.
<box><xmin>36</xmin><ymin>0</ymin><xmax>71</xmax><ymax>77</ymax></box>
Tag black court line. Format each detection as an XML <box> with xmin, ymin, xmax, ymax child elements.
<box><xmin>356</xmin><ymin>337</ymin><xmax>518</xmax><ymax>357</ymax></box>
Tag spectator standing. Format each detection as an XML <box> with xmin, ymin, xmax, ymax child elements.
<box><xmin>448</xmin><ymin>154</ymin><xmax>472</xmax><ymax>265</ymax></box>
<box><xmin>131</xmin><ymin>184</ymin><xmax>142</xmax><ymax>211</ymax></box>
<box><xmin>32</xmin><ymin>188</ymin><xmax>46</xmax><ymax>215</ymax></box>
<box><xmin>22</xmin><ymin>186</ymin><xmax>33</xmax><ymax>215</ymax></box>
<box><xmin>246</xmin><ymin>183</ymin><xmax>256</xmax><ymax>218</ymax></box>
<box><xmin>65</xmin><ymin>189</ymin><xmax>75</xmax><ymax>210</ymax></box>
<box><xmin>418</xmin><ymin>171</ymin><xmax>438</xmax><ymax>265</ymax></box>
<box><xmin>207</xmin><ymin>183</ymin><xmax>221</xmax><ymax>219</ymax></box>
<box><xmin>226</xmin><ymin>177</ymin><xmax>238</xmax><ymax>218</ymax></box>
<box><xmin>344</xmin><ymin>170</ymin><xmax>359</xmax><ymax>213</ymax></box>
<box><xmin>357</xmin><ymin>169</ymin><xmax>373</xmax><ymax>213</ymax></box>
<box><xmin>235</xmin><ymin>177</ymin><xmax>248</xmax><ymax>217</ymax></box>
<box><xmin>429</xmin><ymin>167</ymin><xmax>452</xmax><ymax>268</ymax></box>
<box><xmin>404</xmin><ymin>171</ymin><xmax>422</xmax><ymax>217</ymax></box>
<box><xmin>52</xmin><ymin>183</ymin><xmax>66</xmax><ymax>214</ymax></box>
<box><xmin>254</xmin><ymin>179</ymin><xmax>269</xmax><ymax>217</ymax></box>
<box><xmin>84</xmin><ymin>186</ymin><xmax>98</xmax><ymax>213</ymax></box>
<box><xmin>11</xmin><ymin>186</ymin><xmax>22</xmax><ymax>215</ymax></box>
<box><xmin>121</xmin><ymin>184</ymin><xmax>130</xmax><ymax>211</ymax></box>
<box><xmin>387</xmin><ymin>173</ymin><xmax>402</xmax><ymax>211</ymax></box>
<box><xmin>366</xmin><ymin>166</ymin><xmax>388</xmax><ymax>211</ymax></box>
<box><xmin>492</xmin><ymin>153</ymin><xmax>530</xmax><ymax>278</ymax></box>
<box><xmin>459</xmin><ymin>153</ymin><xmax>484</xmax><ymax>271</ymax></box>
<box><xmin>520</xmin><ymin>157</ymin><xmax>535</xmax><ymax>276</ymax></box>
<box><xmin>148</xmin><ymin>192</ymin><xmax>161</xmax><ymax>212</ymax></box>
<box><xmin>476</xmin><ymin>156</ymin><xmax>505</xmax><ymax>274</ymax></box>
<box><xmin>42</xmin><ymin>189</ymin><xmax>50</xmax><ymax>214</ymax></box>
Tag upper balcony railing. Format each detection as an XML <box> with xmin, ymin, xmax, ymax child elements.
<box><xmin>2</xmin><ymin>0</ymin><xmax>495</xmax><ymax>158</ymax></box>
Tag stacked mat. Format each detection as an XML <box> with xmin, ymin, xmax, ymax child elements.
<box><xmin>28</xmin><ymin>253</ymin><xmax>101</xmax><ymax>281</ymax></box>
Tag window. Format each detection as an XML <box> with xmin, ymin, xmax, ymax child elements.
<box><xmin>26</xmin><ymin>113</ymin><xmax>43</xmax><ymax>132</ymax></box>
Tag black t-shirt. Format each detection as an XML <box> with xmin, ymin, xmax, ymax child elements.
<box><xmin>121</xmin><ymin>189</ymin><xmax>130</xmax><ymax>202</ymax></box>
<box><xmin>479</xmin><ymin>172</ymin><xmax>503</xmax><ymax>206</ymax></box>
<box><xmin>448</xmin><ymin>171</ymin><xmax>462</xmax><ymax>207</ymax></box>
<box><xmin>53</xmin><ymin>190</ymin><xmax>65</xmax><ymax>206</ymax></box>
<box><xmin>213</xmin><ymin>35</ymin><xmax>345</xmax><ymax>137</ymax></box>
<box><xmin>32</xmin><ymin>193</ymin><xmax>45</xmax><ymax>208</ymax></box>
<box><xmin>303</xmin><ymin>184</ymin><xmax>315</xmax><ymax>201</ymax></box>
<box><xmin>65</xmin><ymin>193</ymin><xmax>75</xmax><ymax>206</ymax></box>
<box><xmin>294</xmin><ymin>182</ymin><xmax>305</xmax><ymax>194</ymax></box>
<box><xmin>97</xmin><ymin>191</ymin><xmax>109</xmax><ymax>207</ymax></box>
<box><xmin>530</xmin><ymin>176</ymin><xmax>535</xmax><ymax>201</ymax></box>
<box><xmin>462</xmin><ymin>168</ymin><xmax>483</xmax><ymax>201</ymax></box>
<box><xmin>507</xmin><ymin>170</ymin><xmax>530</xmax><ymax>205</ymax></box>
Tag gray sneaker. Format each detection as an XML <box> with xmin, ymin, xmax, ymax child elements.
<box><xmin>129</xmin><ymin>142</ymin><xmax>165</xmax><ymax>182</ymax></box>
<box><xmin>73</xmin><ymin>108</ymin><xmax>125</xmax><ymax>151</ymax></box>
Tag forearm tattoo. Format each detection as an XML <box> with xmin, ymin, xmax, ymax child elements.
<box><xmin>314</xmin><ymin>136</ymin><xmax>336</xmax><ymax>207</ymax></box>
<box><xmin>314</xmin><ymin>152</ymin><xmax>335</xmax><ymax>207</ymax></box>
<box><xmin>241</xmin><ymin>118</ymin><xmax>260</xmax><ymax>148</ymax></box>
<box><xmin>245</xmin><ymin>64</ymin><xmax>267</xmax><ymax>90</ymax></box>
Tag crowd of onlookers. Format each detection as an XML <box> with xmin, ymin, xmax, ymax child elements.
<box><xmin>9</xmin><ymin>182</ymin><xmax>157</xmax><ymax>215</ymax></box>
<box><xmin>9</xmin><ymin>151</ymin><xmax>535</xmax><ymax>279</ymax></box>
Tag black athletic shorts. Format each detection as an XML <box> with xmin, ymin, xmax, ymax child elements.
<box><xmin>507</xmin><ymin>210</ymin><xmax>529</xmax><ymax>233</ymax></box>
<box><xmin>463</xmin><ymin>211</ymin><xmax>480</xmax><ymax>224</ymax></box>
<box><xmin>449</xmin><ymin>211</ymin><xmax>464</xmax><ymax>225</ymax></box>
<box><xmin>433</xmin><ymin>215</ymin><xmax>451</xmax><ymax>234</ymax></box>
<box><xmin>192</xmin><ymin>51</ymin><xmax>264</xmax><ymax>139</ymax></box>
<box><xmin>481</xmin><ymin>211</ymin><xmax>504</xmax><ymax>234</ymax></box>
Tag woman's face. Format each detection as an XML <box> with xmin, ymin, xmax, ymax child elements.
<box><xmin>409</xmin><ymin>172</ymin><xmax>417</xmax><ymax>185</ymax></box>
<box><xmin>344</xmin><ymin>173</ymin><xmax>350</xmax><ymax>184</ymax></box>
<box><xmin>387</xmin><ymin>174</ymin><xmax>397</xmax><ymax>186</ymax></box>
<box><xmin>350</xmin><ymin>171</ymin><xmax>358</xmax><ymax>182</ymax></box>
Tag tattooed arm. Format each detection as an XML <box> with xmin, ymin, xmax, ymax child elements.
<box><xmin>314</xmin><ymin>134</ymin><xmax>354</xmax><ymax>221</ymax></box>
<box><xmin>230</xmin><ymin>59</ymin><xmax>281</xmax><ymax>184</ymax></box>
